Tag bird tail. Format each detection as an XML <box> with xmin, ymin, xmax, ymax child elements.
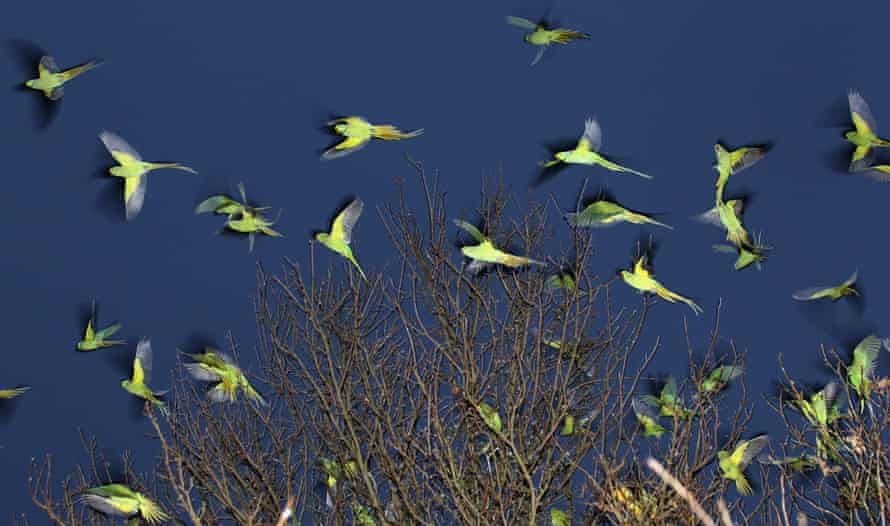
<box><xmin>735</xmin><ymin>474</ymin><xmax>752</xmax><ymax>496</ymax></box>
<box><xmin>350</xmin><ymin>256</ymin><xmax>368</xmax><ymax>281</ymax></box>
<box><xmin>540</xmin><ymin>159</ymin><xmax>561</xmax><ymax>168</ymax></box>
<box><xmin>625</xmin><ymin>167</ymin><xmax>653</xmax><ymax>179</ymax></box>
<box><xmin>876</xmin><ymin>137</ymin><xmax>890</xmax><ymax>146</ymax></box>
<box><xmin>372</xmin><ymin>125</ymin><xmax>423</xmax><ymax>140</ymax></box>
<box><xmin>147</xmin><ymin>162</ymin><xmax>198</xmax><ymax>174</ymax></box>
<box><xmin>62</xmin><ymin>60</ymin><xmax>101</xmax><ymax>80</ymax></box>
<box><xmin>260</xmin><ymin>226</ymin><xmax>284</xmax><ymax>238</ymax></box>
<box><xmin>551</xmin><ymin>29</ymin><xmax>591</xmax><ymax>43</ymax></box>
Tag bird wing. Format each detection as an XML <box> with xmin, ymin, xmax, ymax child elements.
<box><xmin>849</xmin><ymin>90</ymin><xmax>878</xmax><ymax>135</ymax></box>
<box><xmin>505</xmin><ymin>16</ymin><xmax>538</xmax><ymax>29</ymax></box>
<box><xmin>632</xmin><ymin>396</ymin><xmax>658</xmax><ymax>421</ymax></box>
<box><xmin>87</xmin><ymin>483</ymin><xmax>135</xmax><ymax>498</ymax></box>
<box><xmin>580</xmin><ymin>118</ymin><xmax>602</xmax><ymax>152</ymax></box>
<box><xmin>712</xmin><ymin>365</ymin><xmax>743</xmax><ymax>383</ymax></box>
<box><xmin>78</xmin><ymin>494</ymin><xmax>135</xmax><ymax>517</ymax></box>
<box><xmin>790</xmin><ymin>285</ymin><xmax>829</xmax><ymax>301</ymax></box>
<box><xmin>38</xmin><ymin>55</ymin><xmax>59</xmax><ymax>76</ymax></box>
<box><xmin>729</xmin><ymin>148</ymin><xmax>766</xmax><ymax>174</ymax></box>
<box><xmin>853</xmin><ymin>335</ymin><xmax>882</xmax><ymax>376</ymax></box>
<box><xmin>566</xmin><ymin>201</ymin><xmax>623</xmax><ymax>227</ymax></box>
<box><xmin>183</xmin><ymin>363</ymin><xmax>223</xmax><ymax>382</ymax></box>
<box><xmin>529</xmin><ymin>45</ymin><xmax>547</xmax><ymax>66</ymax></box>
<box><xmin>124</xmin><ymin>175</ymin><xmax>148</xmax><ymax>221</ymax></box>
<box><xmin>732</xmin><ymin>435</ymin><xmax>769</xmax><ymax>470</ymax></box>
<box><xmin>822</xmin><ymin>381</ymin><xmax>838</xmax><ymax>410</ymax></box>
<box><xmin>453</xmin><ymin>219</ymin><xmax>488</xmax><ymax>243</ymax></box>
<box><xmin>100</xmin><ymin>130</ymin><xmax>143</xmax><ymax>163</ymax></box>
<box><xmin>84</xmin><ymin>317</ymin><xmax>95</xmax><ymax>340</ymax></box>
<box><xmin>95</xmin><ymin>322</ymin><xmax>122</xmax><ymax>340</ymax></box>
<box><xmin>693</xmin><ymin>206</ymin><xmax>724</xmax><ymax>228</ymax></box>
<box><xmin>842</xmin><ymin>270</ymin><xmax>858</xmax><ymax>287</ymax></box>
<box><xmin>195</xmin><ymin>194</ymin><xmax>236</xmax><ymax>215</ymax></box>
<box><xmin>662</xmin><ymin>377</ymin><xmax>678</xmax><ymax>402</ymax></box>
<box><xmin>862</xmin><ymin>166</ymin><xmax>890</xmax><ymax>182</ymax></box>
<box><xmin>134</xmin><ymin>338</ymin><xmax>153</xmax><ymax>385</ymax></box>
<box><xmin>321</xmin><ymin>136</ymin><xmax>369</xmax><ymax>160</ymax></box>
<box><xmin>331</xmin><ymin>198</ymin><xmax>364</xmax><ymax>244</ymax></box>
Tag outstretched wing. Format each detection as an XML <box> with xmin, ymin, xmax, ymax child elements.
<box><xmin>78</xmin><ymin>495</ymin><xmax>133</xmax><ymax>518</ymax></box>
<box><xmin>134</xmin><ymin>338</ymin><xmax>153</xmax><ymax>385</ymax></box>
<box><xmin>321</xmin><ymin>136</ymin><xmax>369</xmax><ymax>160</ymax></box>
<box><xmin>183</xmin><ymin>363</ymin><xmax>223</xmax><ymax>382</ymax></box>
<box><xmin>730</xmin><ymin>147</ymin><xmax>766</xmax><ymax>175</ymax></box>
<box><xmin>693</xmin><ymin>206</ymin><xmax>723</xmax><ymax>228</ymax></box>
<box><xmin>791</xmin><ymin>285</ymin><xmax>829</xmax><ymax>301</ymax></box>
<box><xmin>38</xmin><ymin>55</ymin><xmax>59</xmax><ymax>75</ymax></box>
<box><xmin>453</xmin><ymin>219</ymin><xmax>487</xmax><ymax>243</ymax></box>
<box><xmin>580</xmin><ymin>117</ymin><xmax>602</xmax><ymax>152</ymax></box>
<box><xmin>505</xmin><ymin>16</ymin><xmax>538</xmax><ymax>29</ymax></box>
<box><xmin>853</xmin><ymin>335</ymin><xmax>882</xmax><ymax>376</ymax></box>
<box><xmin>632</xmin><ymin>396</ymin><xmax>658</xmax><ymax>421</ymax></box>
<box><xmin>732</xmin><ymin>435</ymin><xmax>769</xmax><ymax>470</ymax></box>
<box><xmin>99</xmin><ymin>130</ymin><xmax>143</xmax><ymax>163</ymax></box>
<box><xmin>95</xmin><ymin>322</ymin><xmax>122</xmax><ymax>340</ymax></box>
<box><xmin>849</xmin><ymin>90</ymin><xmax>878</xmax><ymax>135</ymax></box>
<box><xmin>331</xmin><ymin>198</ymin><xmax>364</xmax><ymax>244</ymax></box>
<box><xmin>124</xmin><ymin>175</ymin><xmax>148</xmax><ymax>221</ymax></box>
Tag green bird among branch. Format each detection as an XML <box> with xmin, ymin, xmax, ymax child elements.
<box><xmin>505</xmin><ymin>16</ymin><xmax>590</xmax><ymax>66</ymax></box>
<box><xmin>540</xmin><ymin>118</ymin><xmax>652</xmax><ymax>179</ymax></box>
<box><xmin>453</xmin><ymin>219</ymin><xmax>545</xmax><ymax>274</ymax></box>
<box><xmin>718</xmin><ymin>434</ymin><xmax>769</xmax><ymax>495</ymax></box>
<box><xmin>24</xmin><ymin>55</ymin><xmax>101</xmax><ymax>100</ymax></box>
<box><xmin>639</xmin><ymin>377</ymin><xmax>693</xmax><ymax>418</ymax></box>
<box><xmin>847</xmin><ymin>335</ymin><xmax>882</xmax><ymax>413</ymax></box>
<box><xmin>632</xmin><ymin>396</ymin><xmax>667</xmax><ymax>438</ymax></box>
<box><xmin>76</xmin><ymin>301</ymin><xmax>125</xmax><ymax>351</ymax></box>
<box><xmin>181</xmin><ymin>347</ymin><xmax>267</xmax><ymax>406</ymax></box>
<box><xmin>78</xmin><ymin>484</ymin><xmax>169</xmax><ymax>525</ymax></box>
<box><xmin>315</xmin><ymin>198</ymin><xmax>367</xmax><ymax>281</ymax></box>
<box><xmin>0</xmin><ymin>386</ymin><xmax>30</xmax><ymax>399</ymax></box>
<box><xmin>698</xmin><ymin>365</ymin><xmax>743</xmax><ymax>396</ymax></box>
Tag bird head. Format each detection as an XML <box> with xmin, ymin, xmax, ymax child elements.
<box><xmin>334</xmin><ymin>123</ymin><xmax>348</xmax><ymax>134</ymax></box>
<box><xmin>555</xmin><ymin>151</ymin><xmax>568</xmax><ymax>161</ymax></box>
<box><xmin>844</xmin><ymin>130</ymin><xmax>856</xmax><ymax>140</ymax></box>
<box><xmin>121</xmin><ymin>379</ymin><xmax>131</xmax><ymax>390</ymax></box>
<box><xmin>315</xmin><ymin>232</ymin><xmax>329</xmax><ymax>243</ymax></box>
<box><xmin>24</xmin><ymin>80</ymin><xmax>34</xmax><ymax>88</ymax></box>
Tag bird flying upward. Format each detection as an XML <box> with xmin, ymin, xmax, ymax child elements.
<box><xmin>792</xmin><ymin>270</ymin><xmax>859</xmax><ymax>301</ymax></box>
<box><xmin>316</xmin><ymin>198</ymin><xmax>367</xmax><ymax>280</ymax></box>
<box><xmin>565</xmin><ymin>199</ymin><xmax>672</xmax><ymax>229</ymax></box>
<box><xmin>121</xmin><ymin>339</ymin><xmax>169</xmax><ymax>415</ymax></box>
<box><xmin>845</xmin><ymin>90</ymin><xmax>890</xmax><ymax>171</ymax></box>
<box><xmin>78</xmin><ymin>484</ymin><xmax>169</xmax><ymax>525</ymax></box>
<box><xmin>76</xmin><ymin>301</ymin><xmax>125</xmax><ymax>351</ymax></box>
<box><xmin>718</xmin><ymin>435</ymin><xmax>769</xmax><ymax>495</ymax></box>
<box><xmin>182</xmin><ymin>348</ymin><xmax>267</xmax><ymax>406</ymax></box>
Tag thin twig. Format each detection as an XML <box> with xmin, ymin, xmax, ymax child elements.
<box><xmin>645</xmin><ymin>457</ymin><xmax>719</xmax><ymax>526</ymax></box>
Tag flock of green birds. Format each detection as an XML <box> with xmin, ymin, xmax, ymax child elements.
<box><xmin>5</xmin><ymin>13</ymin><xmax>890</xmax><ymax>525</ymax></box>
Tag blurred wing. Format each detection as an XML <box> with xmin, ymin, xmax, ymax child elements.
<box><xmin>39</xmin><ymin>55</ymin><xmax>59</xmax><ymax>75</ymax></box>
<box><xmin>95</xmin><ymin>322</ymin><xmax>122</xmax><ymax>340</ymax></box>
<box><xmin>84</xmin><ymin>317</ymin><xmax>95</xmax><ymax>340</ymax></box>
<box><xmin>632</xmin><ymin>396</ymin><xmax>658</xmax><ymax>421</ymax></box>
<box><xmin>717</xmin><ymin>365</ymin><xmax>743</xmax><ymax>382</ymax></box>
<box><xmin>321</xmin><ymin>136</ymin><xmax>368</xmax><ymax>160</ymax></box>
<box><xmin>854</xmin><ymin>335</ymin><xmax>882</xmax><ymax>375</ymax></box>
<box><xmin>453</xmin><ymin>219</ymin><xmax>487</xmax><ymax>243</ymax></box>
<box><xmin>124</xmin><ymin>176</ymin><xmax>148</xmax><ymax>221</ymax></box>
<box><xmin>135</xmin><ymin>338</ymin><xmax>153</xmax><ymax>385</ymax></box>
<box><xmin>78</xmin><ymin>495</ymin><xmax>132</xmax><ymax>518</ymax></box>
<box><xmin>506</xmin><ymin>16</ymin><xmax>538</xmax><ymax>29</ymax></box>
<box><xmin>730</xmin><ymin>148</ymin><xmax>766</xmax><ymax>174</ymax></box>
<box><xmin>195</xmin><ymin>195</ymin><xmax>236</xmax><ymax>214</ymax></box>
<box><xmin>100</xmin><ymin>130</ymin><xmax>143</xmax><ymax>162</ymax></box>
<box><xmin>849</xmin><ymin>90</ymin><xmax>878</xmax><ymax>134</ymax></box>
<box><xmin>582</xmin><ymin>118</ymin><xmax>602</xmax><ymax>152</ymax></box>
<box><xmin>566</xmin><ymin>205</ymin><xmax>622</xmax><ymax>227</ymax></box>
<box><xmin>734</xmin><ymin>435</ymin><xmax>769</xmax><ymax>470</ymax></box>
<box><xmin>530</xmin><ymin>46</ymin><xmax>547</xmax><ymax>66</ymax></box>
<box><xmin>183</xmin><ymin>363</ymin><xmax>223</xmax><ymax>382</ymax></box>
<box><xmin>331</xmin><ymin>198</ymin><xmax>364</xmax><ymax>243</ymax></box>
<box><xmin>662</xmin><ymin>377</ymin><xmax>678</xmax><ymax>401</ymax></box>
<box><xmin>49</xmin><ymin>86</ymin><xmax>64</xmax><ymax>100</ymax></box>
<box><xmin>791</xmin><ymin>286</ymin><xmax>828</xmax><ymax>301</ymax></box>
<box><xmin>466</xmin><ymin>259</ymin><xmax>492</xmax><ymax>275</ymax></box>
<box><xmin>822</xmin><ymin>381</ymin><xmax>838</xmax><ymax>409</ymax></box>
<box><xmin>863</xmin><ymin>166</ymin><xmax>890</xmax><ymax>182</ymax></box>
<box><xmin>693</xmin><ymin>206</ymin><xmax>723</xmax><ymax>228</ymax></box>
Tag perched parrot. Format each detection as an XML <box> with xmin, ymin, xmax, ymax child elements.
<box><xmin>564</xmin><ymin>199</ymin><xmax>672</xmax><ymax>229</ymax></box>
<box><xmin>78</xmin><ymin>484</ymin><xmax>169</xmax><ymax>525</ymax></box>
<box><xmin>713</xmin><ymin>143</ymin><xmax>767</xmax><ymax>202</ymax></box>
<box><xmin>315</xmin><ymin>198</ymin><xmax>367</xmax><ymax>280</ymax></box>
<box><xmin>121</xmin><ymin>339</ymin><xmax>169</xmax><ymax>416</ymax></box>
<box><xmin>320</xmin><ymin>457</ymin><xmax>358</xmax><ymax>509</ymax></box>
<box><xmin>559</xmin><ymin>414</ymin><xmax>576</xmax><ymax>436</ymax></box>
<box><xmin>540</xmin><ymin>118</ymin><xmax>652</xmax><ymax>179</ymax></box>
<box><xmin>475</xmin><ymin>401</ymin><xmax>503</xmax><ymax>433</ymax></box>
<box><xmin>639</xmin><ymin>377</ymin><xmax>693</xmax><ymax>418</ymax></box>
<box><xmin>505</xmin><ymin>16</ymin><xmax>590</xmax><ymax>66</ymax></box>
<box><xmin>321</xmin><ymin>116</ymin><xmax>423</xmax><ymax>160</ymax></box>
<box><xmin>845</xmin><ymin>90</ymin><xmax>890</xmax><ymax>171</ymax></box>
<box><xmin>181</xmin><ymin>348</ymin><xmax>267</xmax><ymax>406</ymax></box>
<box><xmin>76</xmin><ymin>301</ymin><xmax>125</xmax><ymax>351</ymax></box>
<box><xmin>24</xmin><ymin>55</ymin><xmax>101</xmax><ymax>100</ymax></box>
<box><xmin>718</xmin><ymin>435</ymin><xmax>769</xmax><ymax>495</ymax></box>
<box><xmin>695</xmin><ymin>197</ymin><xmax>753</xmax><ymax>249</ymax></box>
<box><xmin>632</xmin><ymin>396</ymin><xmax>667</xmax><ymax>438</ymax></box>
<box><xmin>550</xmin><ymin>507</ymin><xmax>570</xmax><ymax>526</ymax></box>
<box><xmin>546</xmin><ymin>269</ymin><xmax>576</xmax><ymax>291</ymax></box>
<box><xmin>791</xmin><ymin>270</ymin><xmax>858</xmax><ymax>301</ymax></box>
<box><xmin>698</xmin><ymin>365</ymin><xmax>743</xmax><ymax>395</ymax></box>
<box><xmin>99</xmin><ymin>130</ymin><xmax>198</xmax><ymax>221</ymax></box>
<box><xmin>847</xmin><ymin>335</ymin><xmax>882</xmax><ymax>412</ymax></box>
<box><xmin>797</xmin><ymin>381</ymin><xmax>843</xmax><ymax>428</ymax></box>
<box><xmin>0</xmin><ymin>386</ymin><xmax>30</xmax><ymax>399</ymax></box>
<box><xmin>619</xmin><ymin>256</ymin><xmax>703</xmax><ymax>315</ymax></box>
<box><xmin>453</xmin><ymin>219</ymin><xmax>545</xmax><ymax>274</ymax></box>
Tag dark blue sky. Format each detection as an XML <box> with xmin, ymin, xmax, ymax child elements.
<box><xmin>3</xmin><ymin>0</ymin><xmax>889</xmax><ymax>521</ymax></box>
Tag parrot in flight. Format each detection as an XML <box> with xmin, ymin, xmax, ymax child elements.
<box><xmin>847</xmin><ymin>334</ymin><xmax>882</xmax><ymax>412</ymax></box>
<box><xmin>199</xmin><ymin>182</ymin><xmax>281</xmax><ymax>252</ymax></box>
<box><xmin>718</xmin><ymin>435</ymin><xmax>769</xmax><ymax>495</ymax></box>
<box><xmin>181</xmin><ymin>347</ymin><xmax>267</xmax><ymax>406</ymax></box>
<box><xmin>546</xmin><ymin>269</ymin><xmax>576</xmax><ymax>291</ymax></box>
<box><xmin>639</xmin><ymin>376</ymin><xmax>693</xmax><ymax>418</ymax></box>
<box><xmin>99</xmin><ymin>130</ymin><xmax>197</xmax><ymax>221</ymax></box>
<box><xmin>316</xmin><ymin>198</ymin><xmax>367</xmax><ymax>280</ymax></box>
<box><xmin>712</xmin><ymin>230</ymin><xmax>770</xmax><ymax>271</ymax></box>
<box><xmin>76</xmin><ymin>301</ymin><xmax>125</xmax><ymax>351</ymax></box>
<box><xmin>565</xmin><ymin>198</ymin><xmax>672</xmax><ymax>229</ymax></box>
<box><xmin>321</xmin><ymin>116</ymin><xmax>423</xmax><ymax>160</ymax></box>
<box><xmin>694</xmin><ymin>197</ymin><xmax>754</xmax><ymax>250</ymax></box>
<box><xmin>698</xmin><ymin>365</ymin><xmax>743</xmax><ymax>396</ymax></box>
<box><xmin>540</xmin><ymin>118</ymin><xmax>651</xmax><ymax>179</ymax></box>
<box><xmin>121</xmin><ymin>338</ymin><xmax>169</xmax><ymax>416</ymax></box>
<box><xmin>791</xmin><ymin>270</ymin><xmax>858</xmax><ymax>301</ymax></box>
<box><xmin>619</xmin><ymin>255</ymin><xmax>703</xmax><ymax>315</ymax></box>
<box><xmin>796</xmin><ymin>381</ymin><xmax>843</xmax><ymax>428</ymax></box>
<box><xmin>0</xmin><ymin>386</ymin><xmax>30</xmax><ymax>399</ymax></box>
<box><xmin>453</xmin><ymin>219</ymin><xmax>545</xmax><ymax>274</ymax></box>
<box><xmin>320</xmin><ymin>457</ymin><xmax>358</xmax><ymax>509</ymax></box>
<box><xmin>632</xmin><ymin>396</ymin><xmax>667</xmax><ymax>438</ymax></box>
<box><xmin>845</xmin><ymin>90</ymin><xmax>890</xmax><ymax>171</ymax></box>
<box><xmin>78</xmin><ymin>484</ymin><xmax>169</xmax><ymax>525</ymax></box>
<box><xmin>505</xmin><ymin>16</ymin><xmax>590</xmax><ymax>66</ymax></box>
<box><xmin>195</xmin><ymin>182</ymin><xmax>257</xmax><ymax>217</ymax></box>
<box><xmin>713</xmin><ymin>142</ymin><xmax>767</xmax><ymax>202</ymax></box>
<box><xmin>24</xmin><ymin>55</ymin><xmax>101</xmax><ymax>100</ymax></box>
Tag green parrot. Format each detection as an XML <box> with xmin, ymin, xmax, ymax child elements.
<box><xmin>559</xmin><ymin>414</ymin><xmax>576</xmax><ymax>436</ymax></box>
<box><xmin>181</xmin><ymin>348</ymin><xmax>267</xmax><ymax>406</ymax></box>
<box><xmin>845</xmin><ymin>90</ymin><xmax>890</xmax><ymax>171</ymax></box>
<box><xmin>546</xmin><ymin>269</ymin><xmax>576</xmax><ymax>291</ymax></box>
<box><xmin>505</xmin><ymin>16</ymin><xmax>590</xmax><ymax>66</ymax></box>
<box><xmin>195</xmin><ymin>182</ymin><xmax>256</xmax><ymax>217</ymax></box>
<box><xmin>718</xmin><ymin>434</ymin><xmax>769</xmax><ymax>496</ymax></box>
<box><xmin>639</xmin><ymin>377</ymin><xmax>693</xmax><ymax>418</ymax></box>
<box><xmin>695</xmin><ymin>197</ymin><xmax>754</xmax><ymax>250</ymax></box>
<box><xmin>847</xmin><ymin>335</ymin><xmax>882</xmax><ymax>412</ymax></box>
<box><xmin>315</xmin><ymin>198</ymin><xmax>367</xmax><ymax>280</ymax></box>
<box><xmin>632</xmin><ymin>396</ymin><xmax>667</xmax><ymax>438</ymax></box>
<box><xmin>99</xmin><ymin>130</ymin><xmax>198</xmax><ymax>221</ymax></box>
<box><xmin>713</xmin><ymin>143</ymin><xmax>767</xmax><ymax>202</ymax></box>
<box><xmin>353</xmin><ymin>503</ymin><xmax>377</xmax><ymax>526</ymax></box>
<box><xmin>540</xmin><ymin>118</ymin><xmax>652</xmax><ymax>179</ymax></box>
<box><xmin>712</xmin><ymin>230</ymin><xmax>770</xmax><ymax>271</ymax></box>
<box><xmin>0</xmin><ymin>386</ymin><xmax>30</xmax><ymax>399</ymax></box>
<box><xmin>758</xmin><ymin>453</ymin><xmax>819</xmax><ymax>472</ymax></box>
<box><xmin>698</xmin><ymin>365</ymin><xmax>743</xmax><ymax>395</ymax></box>
<box><xmin>619</xmin><ymin>256</ymin><xmax>703</xmax><ymax>315</ymax></box>
<box><xmin>24</xmin><ymin>55</ymin><xmax>101</xmax><ymax>100</ymax></box>
<box><xmin>453</xmin><ymin>219</ymin><xmax>545</xmax><ymax>274</ymax></box>
<box><xmin>550</xmin><ymin>507</ymin><xmax>570</xmax><ymax>526</ymax></box>
<box><xmin>78</xmin><ymin>484</ymin><xmax>169</xmax><ymax>525</ymax></box>
<box><xmin>564</xmin><ymin>199</ymin><xmax>672</xmax><ymax>229</ymax></box>
<box><xmin>610</xmin><ymin>485</ymin><xmax>650</xmax><ymax>520</ymax></box>
<box><xmin>320</xmin><ymin>457</ymin><xmax>358</xmax><ymax>509</ymax></box>
<box><xmin>121</xmin><ymin>338</ymin><xmax>169</xmax><ymax>416</ymax></box>
<box><xmin>791</xmin><ymin>270</ymin><xmax>858</xmax><ymax>301</ymax></box>
<box><xmin>321</xmin><ymin>116</ymin><xmax>423</xmax><ymax>160</ymax></box>
<box><xmin>76</xmin><ymin>301</ymin><xmax>125</xmax><ymax>351</ymax></box>
<box><xmin>797</xmin><ymin>381</ymin><xmax>843</xmax><ymax>428</ymax></box>
<box><xmin>475</xmin><ymin>401</ymin><xmax>503</xmax><ymax>433</ymax></box>
<box><xmin>224</xmin><ymin>206</ymin><xmax>283</xmax><ymax>253</ymax></box>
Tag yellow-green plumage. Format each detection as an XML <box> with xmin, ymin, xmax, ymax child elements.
<box><xmin>619</xmin><ymin>256</ymin><xmax>703</xmax><ymax>315</ymax></box>
<box><xmin>506</xmin><ymin>16</ymin><xmax>590</xmax><ymax>66</ymax></box>
<box><xmin>121</xmin><ymin>339</ymin><xmax>168</xmax><ymax>416</ymax></box>
<box><xmin>78</xmin><ymin>483</ymin><xmax>169</xmax><ymax>525</ymax></box>
<box><xmin>182</xmin><ymin>348</ymin><xmax>267</xmax><ymax>406</ymax></box>
<box><xmin>792</xmin><ymin>270</ymin><xmax>858</xmax><ymax>301</ymax></box>
<box><xmin>565</xmin><ymin>199</ymin><xmax>672</xmax><ymax>229</ymax></box>
<box><xmin>76</xmin><ymin>301</ymin><xmax>125</xmax><ymax>351</ymax></box>
<box><xmin>24</xmin><ymin>55</ymin><xmax>101</xmax><ymax>100</ymax></box>
<box><xmin>845</xmin><ymin>90</ymin><xmax>890</xmax><ymax>171</ymax></box>
<box><xmin>321</xmin><ymin>116</ymin><xmax>423</xmax><ymax>160</ymax></box>
<box><xmin>695</xmin><ymin>198</ymin><xmax>753</xmax><ymax>250</ymax></box>
<box><xmin>718</xmin><ymin>435</ymin><xmax>769</xmax><ymax>495</ymax></box>
<box><xmin>316</xmin><ymin>198</ymin><xmax>367</xmax><ymax>280</ymax></box>
<box><xmin>847</xmin><ymin>335</ymin><xmax>882</xmax><ymax>412</ymax></box>
<box><xmin>632</xmin><ymin>397</ymin><xmax>667</xmax><ymax>438</ymax></box>
<box><xmin>0</xmin><ymin>385</ymin><xmax>30</xmax><ymax>399</ymax></box>
<box><xmin>541</xmin><ymin>118</ymin><xmax>652</xmax><ymax>179</ymax></box>
<box><xmin>475</xmin><ymin>402</ymin><xmax>503</xmax><ymax>433</ymax></box>
<box><xmin>713</xmin><ymin>143</ymin><xmax>767</xmax><ymax>202</ymax></box>
<box><xmin>453</xmin><ymin>219</ymin><xmax>545</xmax><ymax>274</ymax></box>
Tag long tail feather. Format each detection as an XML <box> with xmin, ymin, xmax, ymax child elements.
<box><xmin>372</xmin><ymin>125</ymin><xmax>423</xmax><ymax>140</ymax></box>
